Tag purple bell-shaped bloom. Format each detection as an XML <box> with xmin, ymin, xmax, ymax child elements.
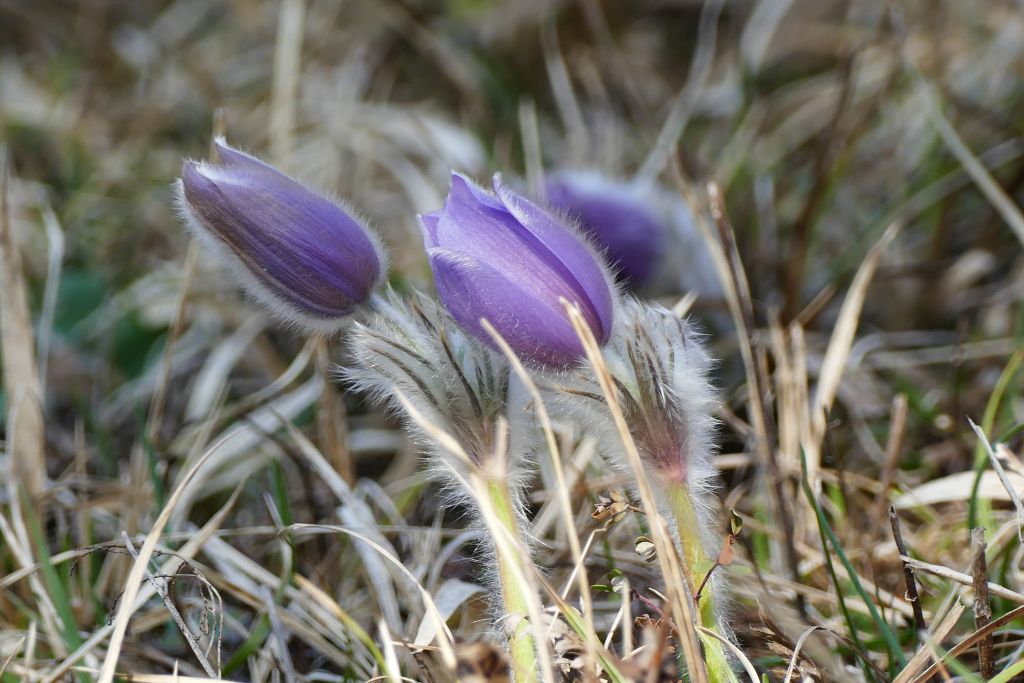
<box><xmin>420</xmin><ymin>172</ymin><xmax>615</xmax><ymax>367</ymax></box>
<box><xmin>177</xmin><ymin>139</ymin><xmax>386</xmax><ymax>332</ymax></box>
<box><xmin>545</xmin><ymin>171</ymin><xmax>665</xmax><ymax>285</ymax></box>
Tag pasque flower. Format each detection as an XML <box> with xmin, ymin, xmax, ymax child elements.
<box><xmin>421</xmin><ymin>172</ymin><xmax>615</xmax><ymax>367</ymax></box>
<box><xmin>545</xmin><ymin>171</ymin><xmax>665</xmax><ymax>285</ymax></box>
<box><xmin>177</xmin><ymin>139</ymin><xmax>386</xmax><ymax>332</ymax></box>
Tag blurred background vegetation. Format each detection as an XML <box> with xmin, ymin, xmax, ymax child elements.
<box><xmin>3</xmin><ymin>0</ymin><xmax>1024</xmax><ymax>680</ymax></box>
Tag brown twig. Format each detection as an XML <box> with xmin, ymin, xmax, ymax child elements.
<box><xmin>909</xmin><ymin>603</ymin><xmax>1024</xmax><ymax>682</ymax></box>
<box><xmin>632</xmin><ymin>588</ymin><xmax>668</xmax><ymax>621</ymax></box>
<box><xmin>694</xmin><ymin>563</ymin><xmax>719</xmax><ymax>604</ymax></box>
<box><xmin>873</xmin><ymin>394</ymin><xmax>909</xmax><ymax>529</ymax></box>
<box><xmin>316</xmin><ymin>336</ymin><xmax>354</xmax><ymax>484</ymax></box>
<box><xmin>888</xmin><ymin>506</ymin><xmax>927</xmax><ymax>637</ymax></box>
<box><xmin>971</xmin><ymin>528</ymin><xmax>994</xmax><ymax>679</ymax></box>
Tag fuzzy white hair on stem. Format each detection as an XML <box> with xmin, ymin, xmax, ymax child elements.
<box><xmin>343</xmin><ymin>289</ymin><xmax>536</xmax><ymax>486</ymax></box>
<box><xmin>547</xmin><ymin>298</ymin><xmax>733</xmax><ymax>644</ymax></box>
<box><xmin>553</xmin><ymin>299</ymin><xmax>720</xmax><ymax>497</ymax></box>
<box><xmin>344</xmin><ymin>289</ymin><xmax>546</xmax><ymax>675</ymax></box>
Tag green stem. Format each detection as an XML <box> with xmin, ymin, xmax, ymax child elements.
<box><xmin>667</xmin><ymin>485</ymin><xmax>738</xmax><ymax>683</ymax></box>
<box><xmin>486</xmin><ymin>478</ymin><xmax>538</xmax><ymax>682</ymax></box>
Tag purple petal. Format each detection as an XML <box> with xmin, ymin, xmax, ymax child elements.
<box><xmin>419</xmin><ymin>212</ymin><xmax>441</xmax><ymax>249</ymax></box>
<box><xmin>428</xmin><ymin>202</ymin><xmax>602</xmax><ymax>331</ymax></box>
<box><xmin>181</xmin><ymin>160</ymin><xmax>380</xmax><ymax>319</ymax></box>
<box><xmin>428</xmin><ymin>248</ymin><xmax>587</xmax><ymax>366</ymax></box>
<box><xmin>492</xmin><ymin>176</ymin><xmax>613</xmax><ymax>343</ymax></box>
<box><xmin>213</xmin><ymin>139</ymin><xmax>302</xmax><ymax>186</ymax></box>
<box><xmin>449</xmin><ymin>172</ymin><xmax>507</xmax><ymax>214</ymax></box>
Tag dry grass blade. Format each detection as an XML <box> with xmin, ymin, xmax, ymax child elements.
<box><xmin>969</xmin><ymin>418</ymin><xmax>1024</xmax><ymax>541</ymax></box>
<box><xmin>261</xmin><ymin>583</ymin><xmax>298</xmax><ymax>679</ymax></box>
<box><xmin>0</xmin><ymin>147</ymin><xmax>46</xmax><ymax>501</ymax></box>
<box><xmin>782</xmin><ymin>626</ymin><xmax>825</xmax><ymax>683</ymax></box>
<box><xmin>893</xmin><ymin>469</ymin><xmax>1024</xmax><ymax>508</ymax></box>
<box><xmin>519</xmin><ymin>98</ymin><xmax>544</xmax><ymax>198</ymax></box>
<box><xmin>0</xmin><ymin>635</ymin><xmax>25</xmax><ymax>677</ymax></box>
<box><xmin>96</xmin><ymin>432</ymin><xmax>239</xmax><ymax>683</ymax></box>
<box><xmin>316</xmin><ymin>336</ymin><xmax>355</xmax><ymax>483</ymax></box>
<box><xmin>379</xmin><ymin>619</ymin><xmax>402</xmax><ymax>683</ymax></box>
<box><xmin>279</xmin><ymin>411</ymin><xmax>420</xmax><ymax>643</ymax></box>
<box><xmin>684</xmin><ymin>172</ymin><xmax>803</xmax><ymax>616</ymax></box>
<box><xmin>637</xmin><ymin>0</ymin><xmax>724</xmax><ymax>181</ymax></box>
<box><xmin>0</xmin><ymin>495</ymin><xmax>67</xmax><ymax>659</ymax></box>
<box><xmin>270</xmin><ymin>0</ymin><xmax>305</xmax><ymax>163</ymax></box>
<box><xmin>121</xmin><ymin>531</ymin><xmax>218</xmax><ymax>678</ymax></box>
<box><xmin>146</xmin><ymin>241</ymin><xmax>198</xmax><ymax>448</ymax></box>
<box><xmin>36</xmin><ymin>205</ymin><xmax>64</xmax><ymax>401</ymax></box>
<box><xmin>909</xmin><ymin>603</ymin><xmax>1024</xmax><ymax>682</ymax></box>
<box><xmin>891</xmin><ymin>601</ymin><xmax>966</xmax><ymax>683</ymax></box>
<box><xmin>44</xmin><ymin>477</ymin><xmax>246</xmax><ymax>682</ymax></box>
<box><xmin>915</xmin><ymin>77</ymin><xmax>1024</xmax><ymax>247</ymax></box>
<box><xmin>77</xmin><ymin>674</ymin><xmax>225</xmax><ymax>683</ymax></box>
<box><xmin>873</xmin><ymin>394</ymin><xmax>909</xmax><ymax>528</ymax></box>
<box><xmin>541</xmin><ymin>20</ymin><xmax>587</xmax><ymax>160</ymax></box>
<box><xmin>286</xmin><ymin>520</ymin><xmax>463</xmax><ymax>674</ymax></box>
<box><xmin>808</xmin><ymin>220</ymin><xmax>901</xmax><ymax>481</ymax></box>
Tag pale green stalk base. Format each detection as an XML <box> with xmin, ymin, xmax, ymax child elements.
<box><xmin>668</xmin><ymin>485</ymin><xmax>738</xmax><ymax>683</ymax></box>
<box><xmin>487</xmin><ymin>479</ymin><xmax>538</xmax><ymax>682</ymax></box>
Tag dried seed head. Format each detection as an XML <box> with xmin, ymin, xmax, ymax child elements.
<box><xmin>592</xmin><ymin>488</ymin><xmax>630</xmax><ymax>526</ymax></box>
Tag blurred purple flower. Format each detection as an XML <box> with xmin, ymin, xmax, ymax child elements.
<box><xmin>178</xmin><ymin>139</ymin><xmax>386</xmax><ymax>332</ymax></box>
<box><xmin>421</xmin><ymin>172</ymin><xmax>615</xmax><ymax>367</ymax></box>
<box><xmin>545</xmin><ymin>171</ymin><xmax>665</xmax><ymax>285</ymax></box>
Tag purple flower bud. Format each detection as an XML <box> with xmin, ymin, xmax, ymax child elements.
<box><xmin>421</xmin><ymin>172</ymin><xmax>615</xmax><ymax>367</ymax></box>
<box><xmin>177</xmin><ymin>139</ymin><xmax>386</xmax><ymax>332</ymax></box>
<box><xmin>545</xmin><ymin>171</ymin><xmax>665</xmax><ymax>285</ymax></box>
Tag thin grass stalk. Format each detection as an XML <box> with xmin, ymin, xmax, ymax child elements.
<box><xmin>967</xmin><ymin>349</ymin><xmax>1023</xmax><ymax>531</ymax></box>
<box><xmin>41</xmin><ymin>483</ymin><xmax>245</xmax><ymax>683</ymax></box>
<box><xmin>674</xmin><ymin>168</ymin><xmax>804</xmax><ymax>618</ymax></box>
<box><xmin>96</xmin><ymin>433</ymin><xmax>237</xmax><ymax>683</ymax></box>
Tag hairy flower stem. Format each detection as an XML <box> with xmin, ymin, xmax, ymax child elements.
<box><xmin>485</xmin><ymin>477</ymin><xmax>538</xmax><ymax>682</ymax></box>
<box><xmin>668</xmin><ymin>485</ymin><xmax>736</xmax><ymax>683</ymax></box>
